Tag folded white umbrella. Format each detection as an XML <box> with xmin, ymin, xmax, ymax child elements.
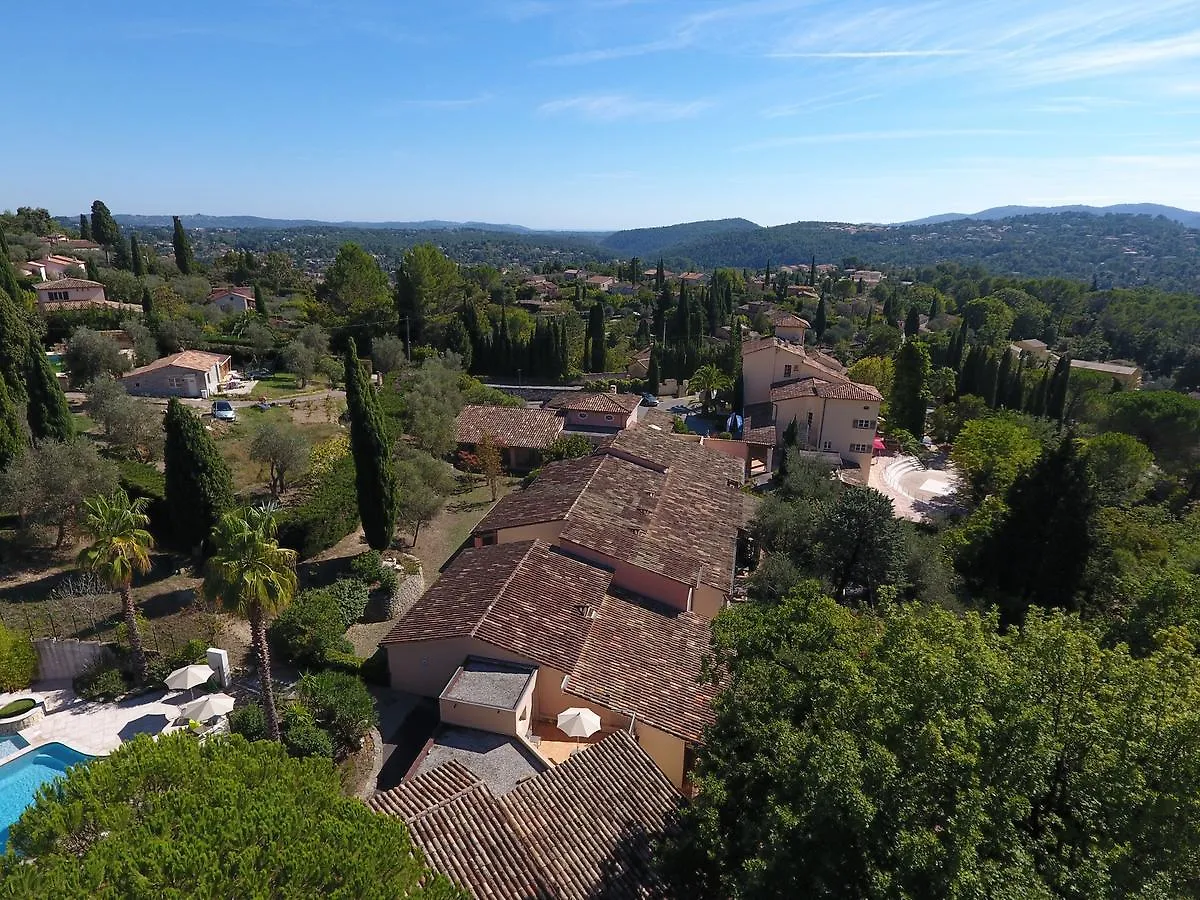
<box><xmin>180</xmin><ymin>693</ymin><xmax>235</xmax><ymax>722</ymax></box>
<box><xmin>164</xmin><ymin>664</ymin><xmax>214</xmax><ymax>691</ymax></box>
<box><xmin>556</xmin><ymin>707</ymin><xmax>602</xmax><ymax>740</ymax></box>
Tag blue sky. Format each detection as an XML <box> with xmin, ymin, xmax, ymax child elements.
<box><xmin>3</xmin><ymin>0</ymin><xmax>1199</xmax><ymax>229</ymax></box>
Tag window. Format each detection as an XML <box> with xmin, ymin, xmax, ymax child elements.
<box><xmin>167</xmin><ymin>377</ymin><xmax>187</xmax><ymax>389</ymax></box>
<box><xmin>823</xmin><ymin>441</ymin><xmax>831</xmax><ymax>450</ymax></box>
<box><xmin>806</xmin><ymin>412</ymin><xmax>813</xmax><ymax>428</ymax></box>
<box><xmin>47</xmin><ymin>290</ymin><xmax>69</xmax><ymax>301</ymax></box>
<box><xmin>578</xmin><ymin>412</ymin><xmax>588</xmax><ymax>420</ymax></box>
<box><xmin>853</xmin><ymin>419</ymin><xmax>877</xmax><ymax>429</ymax></box>
<box><xmin>604</xmin><ymin>414</ymin><xmax>614</xmax><ymax>421</ymax></box>
<box><xmin>783</xmin><ymin>364</ymin><xmax>792</xmax><ymax>377</ymax></box>
<box><xmin>849</xmin><ymin>443</ymin><xmax>871</xmax><ymax>453</ymax></box>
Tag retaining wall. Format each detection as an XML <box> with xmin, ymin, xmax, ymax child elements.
<box><xmin>33</xmin><ymin>638</ymin><xmax>114</xmax><ymax>681</ymax></box>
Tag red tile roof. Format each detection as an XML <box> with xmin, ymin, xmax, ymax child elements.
<box><xmin>566</xmin><ymin>595</ymin><xmax>716</xmax><ymax>742</ymax></box>
<box><xmin>769</xmin><ymin>377</ymin><xmax>882</xmax><ymax>403</ymax></box>
<box><xmin>548</xmin><ymin>391</ymin><xmax>642</xmax><ymax>414</ymax></box>
<box><xmin>770</xmin><ymin>311</ymin><xmax>811</xmax><ymax>328</ymax></box>
<box><xmin>475</xmin><ymin>455</ymin><xmax>603</xmax><ymax>532</ymax></box>
<box><xmin>208</xmin><ymin>286</ymin><xmax>255</xmax><ymax>301</ymax></box>
<box><xmin>380</xmin><ymin>541</ymin><xmax>609</xmax><ymax>674</ymax></box>
<box><xmin>370</xmin><ymin>731</ymin><xmax>680</xmax><ymax>900</ymax></box>
<box><xmin>123</xmin><ymin>350</ymin><xmax>230</xmax><ymax>376</ymax></box>
<box><xmin>33</xmin><ymin>277</ymin><xmax>104</xmax><ymax>290</ymax></box>
<box><xmin>455</xmin><ymin>405</ymin><xmax>564</xmax><ymax>450</ymax></box>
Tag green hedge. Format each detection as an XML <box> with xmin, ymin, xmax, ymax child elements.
<box><xmin>115</xmin><ymin>459</ymin><xmax>171</xmax><ymax>545</ymax></box>
<box><xmin>0</xmin><ymin>698</ymin><xmax>36</xmax><ymax>719</ymax></box>
<box><xmin>277</xmin><ymin>455</ymin><xmax>360</xmax><ymax>559</ymax></box>
<box><xmin>0</xmin><ymin>623</ymin><xmax>37</xmax><ymax>692</ymax></box>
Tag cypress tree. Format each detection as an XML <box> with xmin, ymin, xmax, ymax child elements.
<box><xmin>929</xmin><ymin>294</ymin><xmax>943</xmax><ymax>319</ymax></box>
<box><xmin>983</xmin><ymin>351</ymin><xmax>1000</xmax><ymax>409</ymax></box>
<box><xmin>891</xmin><ymin>340</ymin><xmax>932</xmax><ymax>438</ymax></box>
<box><xmin>588</xmin><ymin>303</ymin><xmax>606</xmax><ymax>373</ymax></box>
<box><xmin>0</xmin><ymin>235</ymin><xmax>24</xmax><ymax>306</ymax></box>
<box><xmin>90</xmin><ymin>200</ymin><xmax>121</xmax><ymax>248</ymax></box>
<box><xmin>130</xmin><ymin>234</ymin><xmax>146</xmax><ymax>277</ymax></box>
<box><xmin>78</xmin><ymin>213</ymin><xmax>92</xmax><ymax>241</ymax></box>
<box><xmin>809</xmin><ymin>255</ymin><xmax>817</xmax><ymax>287</ymax></box>
<box><xmin>996</xmin><ymin>350</ymin><xmax>1013</xmax><ymax>409</ymax></box>
<box><xmin>0</xmin><ymin>287</ymin><xmax>30</xmax><ymax>401</ymax></box>
<box><xmin>111</xmin><ymin>235</ymin><xmax>132</xmax><ymax>271</ymax></box>
<box><xmin>141</xmin><ymin>285</ymin><xmax>157</xmax><ymax>323</ymax></box>
<box><xmin>172</xmin><ymin>216</ymin><xmax>194</xmax><ymax>275</ymax></box>
<box><xmin>1006</xmin><ymin>355</ymin><xmax>1026</xmax><ymax>410</ymax></box>
<box><xmin>655</xmin><ymin>258</ymin><xmax>665</xmax><ymax>291</ymax></box>
<box><xmin>865</xmin><ymin>301</ymin><xmax>874</xmax><ymax>330</ymax></box>
<box><xmin>24</xmin><ymin>342</ymin><xmax>73</xmax><ymax>443</ymax></box>
<box><xmin>254</xmin><ymin>284</ymin><xmax>268</xmax><ymax>319</ymax></box>
<box><xmin>1046</xmin><ymin>355</ymin><xmax>1071</xmax><ymax>422</ymax></box>
<box><xmin>904</xmin><ymin>304</ymin><xmax>920</xmax><ymax>338</ymax></box>
<box><xmin>557</xmin><ymin>321</ymin><xmax>569</xmax><ymax>378</ymax></box>
<box><xmin>0</xmin><ymin>375</ymin><xmax>22</xmax><ymax>470</ymax></box>
<box><xmin>343</xmin><ymin>339</ymin><xmax>397</xmax><ymax>550</ymax></box>
<box><xmin>646</xmin><ymin>348</ymin><xmax>660</xmax><ymax>396</ymax></box>
<box><xmin>814</xmin><ymin>295</ymin><xmax>828</xmax><ymax>339</ymax></box>
<box><xmin>163</xmin><ymin>398</ymin><xmax>234</xmax><ymax>552</ymax></box>
<box><xmin>1028</xmin><ymin>369</ymin><xmax>1049</xmax><ymax>417</ymax></box>
<box><xmin>85</xmin><ymin>257</ymin><xmax>100</xmax><ymax>281</ymax></box>
<box><xmin>991</xmin><ymin>434</ymin><xmax>1095</xmax><ymax>621</ymax></box>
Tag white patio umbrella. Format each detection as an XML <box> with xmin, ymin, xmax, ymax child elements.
<box><xmin>556</xmin><ymin>707</ymin><xmax>602</xmax><ymax>743</ymax></box>
<box><xmin>164</xmin><ymin>664</ymin><xmax>215</xmax><ymax>700</ymax></box>
<box><xmin>180</xmin><ymin>692</ymin><xmax>235</xmax><ymax>723</ymax></box>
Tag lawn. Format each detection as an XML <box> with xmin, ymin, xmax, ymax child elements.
<box><xmin>244</xmin><ymin>372</ymin><xmax>332</xmax><ymax>399</ymax></box>
<box><xmin>208</xmin><ymin>405</ymin><xmax>342</xmax><ymax>498</ymax></box>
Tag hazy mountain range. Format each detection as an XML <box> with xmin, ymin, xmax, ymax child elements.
<box><xmin>111</xmin><ymin>214</ymin><xmax>539</xmax><ymax>234</ymax></box>
<box><xmin>898</xmin><ymin>203</ymin><xmax>1200</xmax><ymax>228</ymax></box>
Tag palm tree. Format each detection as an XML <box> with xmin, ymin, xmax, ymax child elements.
<box><xmin>78</xmin><ymin>491</ymin><xmax>154</xmax><ymax>683</ymax></box>
<box><xmin>202</xmin><ymin>504</ymin><xmax>297</xmax><ymax>741</ymax></box>
<box><xmin>690</xmin><ymin>364</ymin><xmax>734</xmax><ymax>417</ymax></box>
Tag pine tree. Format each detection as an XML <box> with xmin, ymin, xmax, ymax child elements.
<box><xmin>78</xmin><ymin>214</ymin><xmax>92</xmax><ymax>241</ymax></box>
<box><xmin>891</xmin><ymin>340</ymin><xmax>931</xmax><ymax>438</ymax></box>
<box><xmin>163</xmin><ymin>399</ymin><xmax>234</xmax><ymax>553</ymax></box>
<box><xmin>904</xmin><ymin>304</ymin><xmax>920</xmax><ymax>338</ymax></box>
<box><xmin>343</xmin><ymin>339</ymin><xmax>397</xmax><ymax>550</ymax></box>
<box><xmin>130</xmin><ymin>234</ymin><xmax>145</xmax><ymax>277</ymax></box>
<box><xmin>90</xmin><ymin>200</ymin><xmax>121</xmax><ymax>248</ymax></box>
<box><xmin>814</xmin><ymin>295</ymin><xmax>828</xmax><ymax>339</ymax></box>
<box><xmin>1046</xmin><ymin>355</ymin><xmax>1071</xmax><ymax>423</ymax></box>
<box><xmin>172</xmin><ymin>216</ymin><xmax>194</xmax><ymax>275</ymax></box>
<box><xmin>24</xmin><ymin>343</ymin><xmax>73</xmax><ymax>443</ymax></box>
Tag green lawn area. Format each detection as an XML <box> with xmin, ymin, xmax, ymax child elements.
<box><xmin>242</xmin><ymin>372</ymin><xmax>332</xmax><ymax>399</ymax></box>
<box><xmin>209</xmin><ymin>405</ymin><xmax>341</xmax><ymax>497</ymax></box>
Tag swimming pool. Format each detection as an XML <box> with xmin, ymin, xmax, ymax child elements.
<box><xmin>0</xmin><ymin>742</ymin><xmax>95</xmax><ymax>848</ymax></box>
<box><xmin>0</xmin><ymin>736</ymin><xmax>29</xmax><ymax>762</ymax></box>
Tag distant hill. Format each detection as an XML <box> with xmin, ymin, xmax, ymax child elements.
<box><xmin>901</xmin><ymin>204</ymin><xmax>1200</xmax><ymax>228</ymax></box>
<box><xmin>599</xmin><ymin>218</ymin><xmax>761</xmax><ymax>258</ymax></box>
<box><xmin>108</xmin><ymin>214</ymin><xmax>542</xmax><ymax>234</ymax></box>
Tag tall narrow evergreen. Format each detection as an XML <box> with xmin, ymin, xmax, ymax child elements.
<box><xmin>141</xmin><ymin>285</ymin><xmax>156</xmax><ymax>322</ymax></box>
<box><xmin>655</xmin><ymin>258</ymin><xmax>665</xmax><ymax>291</ymax></box>
<box><xmin>588</xmin><ymin>303</ymin><xmax>606</xmax><ymax>373</ymax></box>
<box><xmin>0</xmin><ymin>376</ymin><xmax>22</xmax><ymax>471</ymax></box>
<box><xmin>163</xmin><ymin>398</ymin><xmax>234</xmax><ymax>552</ymax></box>
<box><xmin>0</xmin><ymin>233</ymin><xmax>24</xmax><ymax>306</ymax></box>
<box><xmin>85</xmin><ymin>257</ymin><xmax>100</xmax><ymax>281</ymax></box>
<box><xmin>646</xmin><ymin>348</ymin><xmax>660</xmax><ymax>396</ymax></box>
<box><xmin>90</xmin><ymin>200</ymin><xmax>121</xmax><ymax>248</ymax></box>
<box><xmin>1046</xmin><ymin>355</ymin><xmax>1071</xmax><ymax>422</ymax></box>
<box><xmin>996</xmin><ymin>350</ymin><xmax>1013</xmax><ymax>409</ymax></box>
<box><xmin>78</xmin><ymin>214</ymin><xmax>92</xmax><ymax>241</ymax></box>
<box><xmin>254</xmin><ymin>284</ymin><xmax>268</xmax><ymax>319</ymax></box>
<box><xmin>809</xmin><ymin>255</ymin><xmax>817</xmax><ymax>286</ymax></box>
<box><xmin>983</xmin><ymin>351</ymin><xmax>1000</xmax><ymax>408</ymax></box>
<box><xmin>130</xmin><ymin>234</ymin><xmax>146</xmax><ymax>277</ymax></box>
<box><xmin>904</xmin><ymin>304</ymin><xmax>920</xmax><ymax>338</ymax></box>
<box><xmin>111</xmin><ymin>235</ymin><xmax>133</xmax><ymax>271</ymax></box>
<box><xmin>814</xmin><ymin>295</ymin><xmax>828</xmax><ymax>339</ymax></box>
<box><xmin>24</xmin><ymin>343</ymin><xmax>73</xmax><ymax>443</ymax></box>
<box><xmin>343</xmin><ymin>339</ymin><xmax>397</xmax><ymax>551</ymax></box>
<box><xmin>171</xmin><ymin>216</ymin><xmax>194</xmax><ymax>274</ymax></box>
<box><xmin>891</xmin><ymin>340</ymin><xmax>931</xmax><ymax>438</ymax></box>
<box><xmin>0</xmin><ymin>287</ymin><xmax>30</xmax><ymax>400</ymax></box>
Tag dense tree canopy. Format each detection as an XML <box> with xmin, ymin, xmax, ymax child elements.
<box><xmin>3</xmin><ymin>733</ymin><xmax>466</xmax><ymax>898</ymax></box>
<box><xmin>662</xmin><ymin>585</ymin><xmax>1200</xmax><ymax>900</ymax></box>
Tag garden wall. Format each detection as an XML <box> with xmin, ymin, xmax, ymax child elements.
<box><xmin>34</xmin><ymin>638</ymin><xmax>114</xmax><ymax>681</ymax></box>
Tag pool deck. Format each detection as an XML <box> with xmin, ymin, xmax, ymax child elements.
<box><xmin>0</xmin><ymin>680</ymin><xmax>192</xmax><ymax>757</ymax></box>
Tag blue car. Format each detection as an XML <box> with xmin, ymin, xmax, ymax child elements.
<box><xmin>641</xmin><ymin>392</ymin><xmax>659</xmax><ymax>407</ymax></box>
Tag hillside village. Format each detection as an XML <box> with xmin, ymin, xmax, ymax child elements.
<box><xmin>3</xmin><ymin>202</ymin><xmax>1200</xmax><ymax>897</ymax></box>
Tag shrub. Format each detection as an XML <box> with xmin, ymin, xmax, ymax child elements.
<box><xmin>349</xmin><ymin>550</ymin><xmax>384</xmax><ymax>584</ymax></box>
<box><xmin>377</xmin><ymin>568</ymin><xmax>400</xmax><ymax>597</ymax></box>
<box><xmin>0</xmin><ymin>623</ymin><xmax>37</xmax><ymax>692</ymax></box>
<box><xmin>75</xmin><ymin>662</ymin><xmax>128</xmax><ymax>701</ymax></box>
<box><xmin>115</xmin><ymin>458</ymin><xmax>170</xmax><ymax>544</ymax></box>
<box><xmin>277</xmin><ymin>455</ymin><xmax>359</xmax><ymax>558</ymax></box>
<box><xmin>228</xmin><ymin>701</ymin><xmax>267</xmax><ymax>742</ymax></box>
<box><xmin>327</xmin><ymin>578</ymin><xmax>369</xmax><ymax>628</ymax></box>
<box><xmin>283</xmin><ymin>719</ymin><xmax>334</xmax><ymax>759</ymax></box>
<box><xmin>298</xmin><ymin>671</ymin><xmax>377</xmax><ymax>755</ymax></box>
<box><xmin>268</xmin><ymin>588</ymin><xmax>352</xmax><ymax>669</ymax></box>
<box><xmin>0</xmin><ymin>698</ymin><xmax>36</xmax><ymax>719</ymax></box>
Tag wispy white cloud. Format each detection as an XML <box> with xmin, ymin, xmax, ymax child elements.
<box><xmin>767</xmin><ymin>49</ymin><xmax>968</xmax><ymax>59</ymax></box>
<box><xmin>738</xmin><ymin>128</ymin><xmax>1033</xmax><ymax>151</ymax></box>
<box><xmin>538</xmin><ymin>94</ymin><xmax>712</xmax><ymax>120</ymax></box>
<box><xmin>374</xmin><ymin>94</ymin><xmax>492</xmax><ymax>116</ymax></box>
<box><xmin>1021</xmin><ymin>29</ymin><xmax>1200</xmax><ymax>82</ymax></box>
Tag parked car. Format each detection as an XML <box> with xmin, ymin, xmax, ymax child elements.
<box><xmin>641</xmin><ymin>392</ymin><xmax>660</xmax><ymax>407</ymax></box>
<box><xmin>211</xmin><ymin>400</ymin><xmax>237</xmax><ymax>422</ymax></box>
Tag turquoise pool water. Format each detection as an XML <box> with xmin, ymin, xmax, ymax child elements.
<box><xmin>0</xmin><ymin>736</ymin><xmax>29</xmax><ymax>762</ymax></box>
<box><xmin>0</xmin><ymin>742</ymin><xmax>94</xmax><ymax>848</ymax></box>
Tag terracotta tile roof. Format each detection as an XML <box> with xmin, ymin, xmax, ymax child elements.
<box><xmin>380</xmin><ymin>541</ymin><xmax>610</xmax><ymax>674</ymax></box>
<box><xmin>33</xmin><ymin>277</ymin><xmax>104</xmax><ymax>290</ymax></box>
<box><xmin>548</xmin><ymin>391</ymin><xmax>642</xmax><ymax>414</ymax></box>
<box><xmin>455</xmin><ymin>405</ymin><xmax>563</xmax><ymax>450</ymax></box>
<box><xmin>565</xmin><ymin>595</ymin><xmax>716</xmax><ymax>742</ymax></box>
<box><xmin>475</xmin><ymin>455</ymin><xmax>603</xmax><ymax>532</ymax></box>
<box><xmin>370</xmin><ymin>731</ymin><xmax>681</xmax><ymax>900</ymax></box>
<box><xmin>37</xmin><ymin>299</ymin><xmax>140</xmax><ymax>312</ymax></box>
<box><xmin>770</xmin><ymin>311</ymin><xmax>811</xmax><ymax>328</ymax></box>
<box><xmin>743</xmin><ymin>425</ymin><xmax>777</xmax><ymax>445</ymax></box>
<box><xmin>208</xmin><ymin>286</ymin><xmax>255</xmax><ymax>300</ymax></box>
<box><xmin>769</xmin><ymin>377</ymin><xmax>882</xmax><ymax>403</ymax></box>
<box><xmin>123</xmin><ymin>350</ymin><xmax>230</xmax><ymax>376</ymax></box>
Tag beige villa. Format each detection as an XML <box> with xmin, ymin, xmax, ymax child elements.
<box><xmin>122</xmin><ymin>350</ymin><xmax>231</xmax><ymax>398</ymax></box>
<box><xmin>33</xmin><ymin>277</ymin><xmax>140</xmax><ymax>315</ymax></box>
<box><xmin>543</xmin><ymin>390</ymin><xmax>642</xmax><ymax>433</ymax></box>
<box><xmin>742</xmin><ymin>333</ymin><xmax>882</xmax><ymax>481</ymax></box>
<box><xmin>454</xmin><ymin>405</ymin><xmax>564</xmax><ymax>472</ymax></box>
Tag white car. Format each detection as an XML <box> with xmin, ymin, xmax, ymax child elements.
<box><xmin>211</xmin><ymin>400</ymin><xmax>237</xmax><ymax>422</ymax></box>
